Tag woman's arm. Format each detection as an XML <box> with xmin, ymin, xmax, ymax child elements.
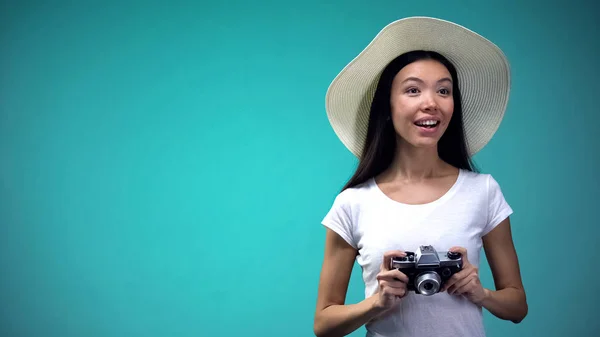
<box><xmin>481</xmin><ymin>217</ymin><xmax>528</xmax><ymax>323</ymax></box>
<box><xmin>313</xmin><ymin>228</ymin><xmax>386</xmax><ymax>337</ymax></box>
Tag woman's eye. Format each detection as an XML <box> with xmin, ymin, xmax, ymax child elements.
<box><xmin>406</xmin><ymin>88</ymin><xmax>419</xmax><ymax>94</ymax></box>
<box><xmin>439</xmin><ymin>88</ymin><xmax>450</xmax><ymax>95</ymax></box>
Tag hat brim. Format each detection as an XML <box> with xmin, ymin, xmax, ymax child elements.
<box><xmin>325</xmin><ymin>16</ymin><xmax>511</xmax><ymax>158</ymax></box>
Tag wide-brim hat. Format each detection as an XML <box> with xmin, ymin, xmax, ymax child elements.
<box><xmin>325</xmin><ymin>16</ymin><xmax>511</xmax><ymax>158</ymax></box>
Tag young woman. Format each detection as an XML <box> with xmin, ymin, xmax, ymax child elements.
<box><xmin>313</xmin><ymin>17</ymin><xmax>528</xmax><ymax>337</ymax></box>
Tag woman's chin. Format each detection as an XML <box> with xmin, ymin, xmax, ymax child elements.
<box><xmin>399</xmin><ymin>139</ymin><xmax>440</xmax><ymax>152</ymax></box>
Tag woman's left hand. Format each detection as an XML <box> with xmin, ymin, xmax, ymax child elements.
<box><xmin>441</xmin><ymin>247</ymin><xmax>489</xmax><ymax>305</ymax></box>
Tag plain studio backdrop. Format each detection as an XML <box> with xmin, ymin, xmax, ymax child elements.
<box><xmin>1</xmin><ymin>1</ymin><xmax>598</xmax><ymax>336</ymax></box>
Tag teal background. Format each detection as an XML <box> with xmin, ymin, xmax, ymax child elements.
<box><xmin>1</xmin><ymin>1</ymin><xmax>598</xmax><ymax>336</ymax></box>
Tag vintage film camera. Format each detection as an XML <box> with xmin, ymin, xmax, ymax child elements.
<box><xmin>390</xmin><ymin>245</ymin><xmax>463</xmax><ymax>296</ymax></box>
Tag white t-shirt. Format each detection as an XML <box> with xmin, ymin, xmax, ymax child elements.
<box><xmin>321</xmin><ymin>169</ymin><xmax>513</xmax><ymax>337</ymax></box>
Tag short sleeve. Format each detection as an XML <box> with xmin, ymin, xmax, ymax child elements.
<box><xmin>483</xmin><ymin>175</ymin><xmax>513</xmax><ymax>236</ymax></box>
<box><xmin>321</xmin><ymin>193</ymin><xmax>357</xmax><ymax>249</ymax></box>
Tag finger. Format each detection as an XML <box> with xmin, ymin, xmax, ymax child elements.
<box><xmin>441</xmin><ymin>268</ymin><xmax>471</xmax><ymax>291</ymax></box>
<box><xmin>377</xmin><ymin>269</ymin><xmax>409</xmax><ymax>284</ymax></box>
<box><xmin>377</xmin><ymin>276</ymin><xmax>408</xmax><ymax>289</ymax></box>
<box><xmin>381</xmin><ymin>250</ymin><xmax>406</xmax><ymax>271</ymax></box>
<box><xmin>379</xmin><ymin>279</ymin><xmax>407</xmax><ymax>290</ymax></box>
<box><xmin>447</xmin><ymin>273</ymin><xmax>477</xmax><ymax>294</ymax></box>
<box><xmin>453</xmin><ymin>278</ymin><xmax>477</xmax><ymax>295</ymax></box>
<box><xmin>449</xmin><ymin>246</ymin><xmax>469</xmax><ymax>263</ymax></box>
<box><xmin>381</xmin><ymin>284</ymin><xmax>407</xmax><ymax>298</ymax></box>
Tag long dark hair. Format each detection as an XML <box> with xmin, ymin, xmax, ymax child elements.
<box><xmin>342</xmin><ymin>50</ymin><xmax>477</xmax><ymax>191</ymax></box>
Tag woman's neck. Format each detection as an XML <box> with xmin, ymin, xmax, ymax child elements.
<box><xmin>382</xmin><ymin>142</ymin><xmax>451</xmax><ymax>182</ymax></box>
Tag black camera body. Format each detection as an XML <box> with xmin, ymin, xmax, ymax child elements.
<box><xmin>390</xmin><ymin>245</ymin><xmax>463</xmax><ymax>296</ymax></box>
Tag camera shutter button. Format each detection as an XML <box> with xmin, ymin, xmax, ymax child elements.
<box><xmin>447</xmin><ymin>251</ymin><xmax>461</xmax><ymax>260</ymax></box>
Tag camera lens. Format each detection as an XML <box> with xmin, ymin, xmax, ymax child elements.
<box><xmin>415</xmin><ymin>272</ymin><xmax>441</xmax><ymax>296</ymax></box>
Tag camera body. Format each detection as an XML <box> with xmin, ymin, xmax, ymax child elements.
<box><xmin>390</xmin><ymin>245</ymin><xmax>463</xmax><ymax>296</ymax></box>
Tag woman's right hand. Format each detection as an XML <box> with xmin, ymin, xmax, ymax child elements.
<box><xmin>374</xmin><ymin>250</ymin><xmax>409</xmax><ymax>311</ymax></box>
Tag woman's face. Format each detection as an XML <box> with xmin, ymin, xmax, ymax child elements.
<box><xmin>389</xmin><ymin>59</ymin><xmax>454</xmax><ymax>151</ymax></box>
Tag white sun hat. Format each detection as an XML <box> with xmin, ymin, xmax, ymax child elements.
<box><xmin>325</xmin><ymin>16</ymin><xmax>511</xmax><ymax>158</ymax></box>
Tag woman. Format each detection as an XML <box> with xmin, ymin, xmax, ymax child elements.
<box><xmin>313</xmin><ymin>17</ymin><xmax>528</xmax><ymax>337</ymax></box>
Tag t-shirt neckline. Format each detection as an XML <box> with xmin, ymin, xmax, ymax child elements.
<box><xmin>369</xmin><ymin>169</ymin><xmax>465</xmax><ymax>208</ymax></box>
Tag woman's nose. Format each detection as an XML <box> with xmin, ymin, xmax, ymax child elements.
<box><xmin>421</xmin><ymin>93</ymin><xmax>438</xmax><ymax>111</ymax></box>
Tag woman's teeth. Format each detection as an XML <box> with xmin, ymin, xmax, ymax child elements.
<box><xmin>415</xmin><ymin>120</ymin><xmax>439</xmax><ymax>128</ymax></box>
